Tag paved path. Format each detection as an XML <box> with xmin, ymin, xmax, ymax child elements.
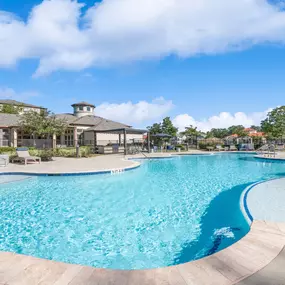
<box><xmin>1</xmin><ymin>220</ymin><xmax>284</xmax><ymax>285</ymax></box>
<box><xmin>0</xmin><ymin>155</ymin><xmax>139</xmax><ymax>174</ymax></box>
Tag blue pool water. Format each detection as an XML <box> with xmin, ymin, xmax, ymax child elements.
<box><xmin>1</xmin><ymin>153</ymin><xmax>285</xmax><ymax>270</ymax></box>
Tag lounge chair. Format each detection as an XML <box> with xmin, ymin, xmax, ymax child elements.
<box><xmin>229</xmin><ymin>145</ymin><xmax>237</xmax><ymax>151</ymax></box>
<box><xmin>276</xmin><ymin>144</ymin><xmax>284</xmax><ymax>151</ymax></box>
<box><xmin>256</xmin><ymin>144</ymin><xmax>269</xmax><ymax>154</ymax></box>
<box><xmin>215</xmin><ymin>145</ymin><xmax>224</xmax><ymax>151</ymax></box>
<box><xmin>13</xmin><ymin>147</ymin><xmax>41</xmax><ymax>165</ymax></box>
<box><xmin>247</xmin><ymin>144</ymin><xmax>255</xmax><ymax>151</ymax></box>
<box><xmin>0</xmin><ymin>155</ymin><xmax>9</xmax><ymax>167</ymax></box>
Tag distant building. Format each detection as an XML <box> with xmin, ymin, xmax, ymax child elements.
<box><xmin>0</xmin><ymin>99</ymin><xmax>46</xmax><ymax>114</ymax></box>
<box><xmin>0</xmin><ymin>100</ymin><xmax>144</xmax><ymax>148</ymax></box>
<box><xmin>244</xmin><ymin>128</ymin><xmax>265</xmax><ymax>137</ymax></box>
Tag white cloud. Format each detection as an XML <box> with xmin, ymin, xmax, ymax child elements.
<box><xmin>0</xmin><ymin>87</ymin><xmax>39</xmax><ymax>101</ymax></box>
<box><xmin>1</xmin><ymin>0</ymin><xmax>285</xmax><ymax>75</ymax></box>
<box><xmin>173</xmin><ymin>109</ymin><xmax>271</xmax><ymax>132</ymax></box>
<box><xmin>96</xmin><ymin>97</ymin><xmax>173</xmax><ymax>126</ymax></box>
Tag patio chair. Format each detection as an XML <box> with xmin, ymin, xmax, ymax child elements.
<box><xmin>229</xmin><ymin>145</ymin><xmax>237</xmax><ymax>151</ymax></box>
<box><xmin>247</xmin><ymin>144</ymin><xmax>255</xmax><ymax>151</ymax></box>
<box><xmin>276</xmin><ymin>144</ymin><xmax>285</xmax><ymax>151</ymax></box>
<box><xmin>13</xmin><ymin>147</ymin><xmax>41</xmax><ymax>165</ymax></box>
<box><xmin>0</xmin><ymin>154</ymin><xmax>9</xmax><ymax>167</ymax></box>
<box><xmin>215</xmin><ymin>145</ymin><xmax>224</xmax><ymax>151</ymax></box>
<box><xmin>256</xmin><ymin>144</ymin><xmax>269</xmax><ymax>154</ymax></box>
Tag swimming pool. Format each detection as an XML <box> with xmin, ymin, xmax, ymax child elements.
<box><xmin>1</xmin><ymin>153</ymin><xmax>285</xmax><ymax>270</ymax></box>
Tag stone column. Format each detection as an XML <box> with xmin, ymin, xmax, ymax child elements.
<box><xmin>73</xmin><ymin>127</ymin><xmax>78</xmax><ymax>147</ymax></box>
<box><xmin>52</xmin><ymin>133</ymin><xmax>56</xmax><ymax>149</ymax></box>
<box><xmin>147</xmin><ymin>132</ymin><xmax>151</xmax><ymax>153</ymax></box>
<box><xmin>124</xmin><ymin>129</ymin><xmax>127</xmax><ymax>155</ymax></box>
<box><xmin>11</xmin><ymin>128</ymin><xmax>17</xmax><ymax>148</ymax></box>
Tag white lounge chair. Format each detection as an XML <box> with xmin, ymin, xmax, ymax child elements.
<box><xmin>13</xmin><ymin>147</ymin><xmax>41</xmax><ymax>165</ymax></box>
<box><xmin>229</xmin><ymin>145</ymin><xmax>237</xmax><ymax>151</ymax></box>
<box><xmin>0</xmin><ymin>155</ymin><xmax>9</xmax><ymax>167</ymax></box>
<box><xmin>215</xmin><ymin>145</ymin><xmax>224</xmax><ymax>151</ymax></box>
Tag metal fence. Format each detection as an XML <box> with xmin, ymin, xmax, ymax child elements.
<box><xmin>17</xmin><ymin>139</ymin><xmax>53</xmax><ymax>149</ymax></box>
<box><xmin>0</xmin><ymin>139</ymin><xmax>10</xmax><ymax>147</ymax></box>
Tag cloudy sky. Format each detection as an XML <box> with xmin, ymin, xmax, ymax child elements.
<box><xmin>0</xmin><ymin>0</ymin><xmax>285</xmax><ymax>131</ymax></box>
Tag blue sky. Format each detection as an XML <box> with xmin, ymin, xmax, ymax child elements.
<box><xmin>0</xmin><ymin>0</ymin><xmax>285</xmax><ymax>130</ymax></box>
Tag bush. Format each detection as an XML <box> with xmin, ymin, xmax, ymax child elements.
<box><xmin>175</xmin><ymin>144</ymin><xmax>186</xmax><ymax>151</ymax></box>
<box><xmin>198</xmin><ymin>142</ymin><xmax>216</xmax><ymax>150</ymax></box>
<box><xmin>5</xmin><ymin>146</ymin><xmax>92</xmax><ymax>161</ymax></box>
<box><xmin>0</xmin><ymin>147</ymin><xmax>16</xmax><ymax>154</ymax></box>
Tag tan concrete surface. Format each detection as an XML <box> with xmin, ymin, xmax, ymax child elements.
<box><xmin>0</xmin><ymin>155</ymin><xmax>139</xmax><ymax>174</ymax></box>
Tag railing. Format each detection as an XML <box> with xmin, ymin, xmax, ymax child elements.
<box><xmin>17</xmin><ymin>139</ymin><xmax>53</xmax><ymax>149</ymax></box>
<box><xmin>0</xmin><ymin>139</ymin><xmax>10</xmax><ymax>147</ymax></box>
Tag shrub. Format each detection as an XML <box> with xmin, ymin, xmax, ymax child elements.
<box><xmin>29</xmin><ymin>149</ymin><xmax>53</xmax><ymax>161</ymax></box>
<box><xmin>0</xmin><ymin>147</ymin><xmax>16</xmax><ymax>154</ymax></box>
<box><xmin>198</xmin><ymin>142</ymin><xmax>216</xmax><ymax>150</ymax></box>
<box><xmin>175</xmin><ymin>144</ymin><xmax>186</xmax><ymax>151</ymax></box>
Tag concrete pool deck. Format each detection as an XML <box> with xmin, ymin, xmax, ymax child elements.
<box><xmin>1</xmin><ymin>153</ymin><xmax>285</xmax><ymax>284</ymax></box>
<box><xmin>0</xmin><ymin>151</ymin><xmax>210</xmax><ymax>175</ymax></box>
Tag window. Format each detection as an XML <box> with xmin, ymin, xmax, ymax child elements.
<box><xmin>79</xmin><ymin>106</ymin><xmax>83</xmax><ymax>111</ymax></box>
<box><xmin>87</xmin><ymin>107</ymin><xmax>91</xmax><ymax>111</ymax></box>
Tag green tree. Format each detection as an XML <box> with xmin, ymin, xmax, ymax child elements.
<box><xmin>161</xmin><ymin>117</ymin><xmax>178</xmax><ymax>137</ymax></box>
<box><xmin>227</xmin><ymin>125</ymin><xmax>247</xmax><ymax>137</ymax></box>
<box><xmin>250</xmin><ymin>125</ymin><xmax>262</xmax><ymax>132</ymax></box>
<box><xmin>182</xmin><ymin>125</ymin><xmax>199</xmax><ymax>137</ymax></box>
<box><xmin>261</xmin><ymin>106</ymin><xmax>285</xmax><ymax>138</ymax></box>
<box><xmin>207</xmin><ymin>128</ymin><xmax>228</xmax><ymax>139</ymax></box>
<box><xmin>19</xmin><ymin>111</ymin><xmax>68</xmax><ymax>139</ymax></box>
<box><xmin>0</xmin><ymin>104</ymin><xmax>23</xmax><ymax>114</ymax></box>
<box><xmin>147</xmin><ymin>123</ymin><xmax>162</xmax><ymax>135</ymax></box>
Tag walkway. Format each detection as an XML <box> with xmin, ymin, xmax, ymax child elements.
<box><xmin>0</xmin><ymin>155</ymin><xmax>139</xmax><ymax>175</ymax></box>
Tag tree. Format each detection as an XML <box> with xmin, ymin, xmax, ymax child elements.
<box><xmin>250</xmin><ymin>125</ymin><xmax>262</xmax><ymax>132</ymax></box>
<box><xmin>19</xmin><ymin>111</ymin><xmax>68</xmax><ymax>139</ymax></box>
<box><xmin>227</xmin><ymin>125</ymin><xmax>247</xmax><ymax>137</ymax></box>
<box><xmin>0</xmin><ymin>104</ymin><xmax>23</xmax><ymax>114</ymax></box>
<box><xmin>161</xmin><ymin>117</ymin><xmax>178</xmax><ymax>137</ymax></box>
<box><xmin>206</xmin><ymin>128</ymin><xmax>228</xmax><ymax>139</ymax></box>
<box><xmin>147</xmin><ymin>123</ymin><xmax>162</xmax><ymax>135</ymax></box>
<box><xmin>261</xmin><ymin>106</ymin><xmax>285</xmax><ymax>138</ymax></box>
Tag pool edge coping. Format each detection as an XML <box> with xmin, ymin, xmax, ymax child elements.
<box><xmin>0</xmin><ymin>159</ymin><xmax>141</xmax><ymax>177</ymax></box>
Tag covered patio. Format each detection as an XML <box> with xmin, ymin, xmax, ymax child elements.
<box><xmin>84</xmin><ymin>127</ymin><xmax>150</xmax><ymax>155</ymax></box>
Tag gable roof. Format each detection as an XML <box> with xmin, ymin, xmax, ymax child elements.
<box><xmin>0</xmin><ymin>113</ymin><xmax>20</xmax><ymax>127</ymax></box>
<box><xmin>0</xmin><ymin>99</ymin><xmax>45</xmax><ymax>109</ymax></box>
<box><xmin>54</xmin><ymin>114</ymin><xmax>131</xmax><ymax>128</ymax></box>
<box><xmin>0</xmin><ymin>112</ymin><xmax>131</xmax><ymax>130</ymax></box>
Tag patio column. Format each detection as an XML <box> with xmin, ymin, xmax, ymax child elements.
<box><xmin>124</xmin><ymin>129</ymin><xmax>127</xmax><ymax>155</ymax></box>
<box><xmin>52</xmin><ymin>133</ymin><xmax>56</xmax><ymax>149</ymax></box>
<box><xmin>11</xmin><ymin>128</ymin><xmax>17</xmax><ymax>148</ymax></box>
<box><xmin>73</xmin><ymin>127</ymin><xmax>78</xmax><ymax>147</ymax></box>
<box><xmin>94</xmin><ymin>132</ymin><xmax>97</xmax><ymax>149</ymax></box>
<box><xmin>119</xmin><ymin>134</ymin><xmax>122</xmax><ymax>146</ymax></box>
<box><xmin>147</xmin><ymin>132</ymin><xmax>150</xmax><ymax>153</ymax></box>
